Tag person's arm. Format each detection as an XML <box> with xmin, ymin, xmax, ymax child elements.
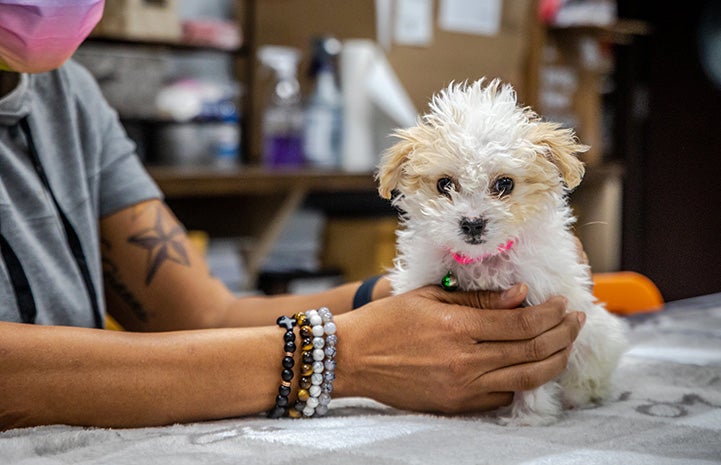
<box><xmin>0</xmin><ymin>282</ymin><xmax>582</xmax><ymax>429</ymax></box>
<box><xmin>0</xmin><ymin>321</ymin><xmax>281</xmax><ymax>429</ymax></box>
<box><xmin>100</xmin><ymin>198</ymin><xmax>584</xmax><ymax>415</ymax></box>
<box><xmin>0</xmin><ymin>199</ymin><xmax>584</xmax><ymax>430</ymax></box>
<box><xmin>99</xmin><ymin>199</ymin><xmax>385</xmax><ymax>331</ymax></box>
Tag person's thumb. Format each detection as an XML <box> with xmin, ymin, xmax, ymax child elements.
<box><xmin>430</xmin><ymin>283</ymin><xmax>528</xmax><ymax>310</ymax></box>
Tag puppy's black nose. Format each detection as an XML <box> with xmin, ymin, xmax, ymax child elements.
<box><xmin>460</xmin><ymin>217</ymin><xmax>487</xmax><ymax>238</ymax></box>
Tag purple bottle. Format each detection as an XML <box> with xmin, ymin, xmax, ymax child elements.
<box><xmin>259</xmin><ymin>46</ymin><xmax>305</xmax><ymax>168</ymax></box>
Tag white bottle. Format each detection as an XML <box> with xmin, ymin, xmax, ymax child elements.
<box><xmin>303</xmin><ymin>37</ymin><xmax>343</xmax><ymax>168</ymax></box>
<box><xmin>213</xmin><ymin>109</ymin><xmax>240</xmax><ymax>168</ymax></box>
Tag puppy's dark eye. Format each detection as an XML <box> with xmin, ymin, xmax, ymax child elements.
<box><xmin>436</xmin><ymin>177</ymin><xmax>455</xmax><ymax>197</ymax></box>
<box><xmin>492</xmin><ymin>177</ymin><xmax>514</xmax><ymax>197</ymax></box>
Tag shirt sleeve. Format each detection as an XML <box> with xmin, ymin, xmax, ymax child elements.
<box><xmin>98</xmin><ymin>149</ymin><xmax>163</xmax><ymax>217</ymax></box>
<box><xmin>64</xmin><ymin>60</ymin><xmax>163</xmax><ymax>218</ymax></box>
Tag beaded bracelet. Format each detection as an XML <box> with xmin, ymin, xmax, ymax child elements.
<box><xmin>290</xmin><ymin>306</ymin><xmax>336</xmax><ymax>418</ymax></box>
<box><xmin>317</xmin><ymin>306</ymin><xmax>337</xmax><ymax>417</ymax></box>
<box><xmin>267</xmin><ymin>315</ymin><xmax>298</xmax><ymax>419</ymax></box>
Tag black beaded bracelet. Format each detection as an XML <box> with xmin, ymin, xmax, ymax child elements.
<box><xmin>352</xmin><ymin>274</ymin><xmax>383</xmax><ymax>309</ymax></box>
<box><xmin>267</xmin><ymin>315</ymin><xmax>298</xmax><ymax>419</ymax></box>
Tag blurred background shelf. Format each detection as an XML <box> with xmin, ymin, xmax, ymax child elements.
<box><xmin>72</xmin><ymin>0</ymin><xmax>721</xmax><ymax>300</ymax></box>
<box><xmin>147</xmin><ymin>166</ymin><xmax>377</xmax><ymax>197</ymax></box>
<box><xmin>147</xmin><ymin>166</ymin><xmax>387</xmax><ymax>289</ymax></box>
<box><xmin>86</xmin><ymin>35</ymin><xmax>247</xmax><ymax>54</ymax></box>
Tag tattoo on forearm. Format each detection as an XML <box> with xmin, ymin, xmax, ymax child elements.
<box><xmin>127</xmin><ymin>204</ymin><xmax>191</xmax><ymax>285</ymax></box>
<box><xmin>102</xmin><ymin>257</ymin><xmax>150</xmax><ymax>323</ymax></box>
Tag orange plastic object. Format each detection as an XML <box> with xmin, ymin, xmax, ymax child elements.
<box><xmin>105</xmin><ymin>314</ymin><xmax>124</xmax><ymax>331</ymax></box>
<box><xmin>592</xmin><ymin>271</ymin><xmax>664</xmax><ymax>315</ymax></box>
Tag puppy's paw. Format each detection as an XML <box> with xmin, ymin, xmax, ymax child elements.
<box><xmin>497</xmin><ymin>384</ymin><xmax>562</xmax><ymax>427</ymax></box>
<box><xmin>560</xmin><ymin>375</ymin><xmax>611</xmax><ymax>410</ymax></box>
<box><xmin>560</xmin><ymin>318</ymin><xmax>627</xmax><ymax>409</ymax></box>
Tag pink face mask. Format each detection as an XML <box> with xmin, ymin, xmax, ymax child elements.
<box><xmin>0</xmin><ymin>0</ymin><xmax>105</xmax><ymax>73</ymax></box>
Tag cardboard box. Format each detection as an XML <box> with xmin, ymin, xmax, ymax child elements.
<box><xmin>94</xmin><ymin>0</ymin><xmax>182</xmax><ymax>42</ymax></box>
<box><xmin>250</xmin><ymin>0</ymin><xmax>536</xmax><ymax>162</ymax></box>
<box><xmin>386</xmin><ymin>0</ymin><xmax>536</xmax><ymax>112</ymax></box>
<box><xmin>322</xmin><ymin>217</ymin><xmax>398</xmax><ymax>282</ymax></box>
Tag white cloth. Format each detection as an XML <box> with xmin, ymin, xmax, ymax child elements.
<box><xmin>2</xmin><ymin>294</ymin><xmax>720</xmax><ymax>464</ymax></box>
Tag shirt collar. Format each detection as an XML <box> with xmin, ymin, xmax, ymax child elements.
<box><xmin>0</xmin><ymin>73</ymin><xmax>30</xmax><ymax>126</ymax></box>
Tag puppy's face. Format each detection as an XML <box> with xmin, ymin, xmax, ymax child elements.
<box><xmin>377</xmin><ymin>79</ymin><xmax>588</xmax><ymax>260</ymax></box>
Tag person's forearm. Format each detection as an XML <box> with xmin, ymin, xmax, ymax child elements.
<box><xmin>0</xmin><ymin>322</ymin><xmax>283</xmax><ymax>430</ymax></box>
<box><xmin>219</xmin><ymin>276</ymin><xmax>392</xmax><ymax>328</ymax></box>
<box><xmin>0</xmin><ymin>284</ymin><xmax>583</xmax><ymax>429</ymax></box>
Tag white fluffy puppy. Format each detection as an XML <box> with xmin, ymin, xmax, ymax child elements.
<box><xmin>376</xmin><ymin>78</ymin><xmax>627</xmax><ymax>426</ymax></box>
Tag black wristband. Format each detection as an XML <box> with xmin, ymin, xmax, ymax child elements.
<box><xmin>352</xmin><ymin>275</ymin><xmax>383</xmax><ymax>309</ymax></box>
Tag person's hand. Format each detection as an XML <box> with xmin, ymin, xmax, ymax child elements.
<box><xmin>334</xmin><ymin>283</ymin><xmax>585</xmax><ymax>414</ymax></box>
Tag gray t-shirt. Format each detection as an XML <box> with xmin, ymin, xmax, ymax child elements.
<box><xmin>0</xmin><ymin>60</ymin><xmax>162</xmax><ymax>327</ymax></box>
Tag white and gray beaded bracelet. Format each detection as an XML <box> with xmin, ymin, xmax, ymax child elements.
<box><xmin>316</xmin><ymin>307</ymin><xmax>336</xmax><ymax>416</ymax></box>
<box><xmin>291</xmin><ymin>307</ymin><xmax>336</xmax><ymax>418</ymax></box>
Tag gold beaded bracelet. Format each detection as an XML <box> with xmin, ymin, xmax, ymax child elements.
<box><xmin>289</xmin><ymin>307</ymin><xmax>336</xmax><ymax>418</ymax></box>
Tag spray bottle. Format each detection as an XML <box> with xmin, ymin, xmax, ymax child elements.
<box><xmin>258</xmin><ymin>46</ymin><xmax>304</xmax><ymax>167</ymax></box>
<box><xmin>302</xmin><ymin>36</ymin><xmax>343</xmax><ymax>168</ymax></box>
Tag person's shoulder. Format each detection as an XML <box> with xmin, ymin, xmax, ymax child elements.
<box><xmin>29</xmin><ymin>59</ymin><xmax>105</xmax><ymax>109</ymax></box>
<box><xmin>54</xmin><ymin>59</ymin><xmax>100</xmax><ymax>90</ymax></box>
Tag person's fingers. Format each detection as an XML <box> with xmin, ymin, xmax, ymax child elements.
<box><xmin>460</xmin><ymin>391</ymin><xmax>514</xmax><ymax>413</ymax></box>
<box><xmin>479</xmin><ymin>311</ymin><xmax>585</xmax><ymax>369</ymax></box>
<box><xmin>458</xmin><ymin>296</ymin><xmax>570</xmax><ymax>342</ymax></box>
<box><xmin>479</xmin><ymin>344</ymin><xmax>574</xmax><ymax>392</ymax></box>
<box><xmin>425</xmin><ymin>282</ymin><xmax>528</xmax><ymax>310</ymax></box>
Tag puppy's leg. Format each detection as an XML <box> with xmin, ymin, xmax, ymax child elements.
<box><xmin>497</xmin><ymin>383</ymin><xmax>563</xmax><ymax>427</ymax></box>
<box><xmin>559</xmin><ymin>305</ymin><xmax>628</xmax><ymax>408</ymax></box>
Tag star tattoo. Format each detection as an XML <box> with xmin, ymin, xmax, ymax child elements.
<box><xmin>127</xmin><ymin>206</ymin><xmax>190</xmax><ymax>285</ymax></box>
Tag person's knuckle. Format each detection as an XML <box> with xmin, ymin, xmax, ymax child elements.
<box><xmin>517</xmin><ymin>369</ymin><xmax>541</xmax><ymax>391</ymax></box>
<box><xmin>423</xmin><ymin>285</ymin><xmax>444</xmax><ymax>300</ymax></box>
<box><xmin>483</xmin><ymin>290</ymin><xmax>506</xmax><ymax>309</ymax></box>
<box><xmin>442</xmin><ymin>311</ymin><xmax>478</xmax><ymax>340</ymax></box>
<box><xmin>515</xmin><ymin>311</ymin><xmax>539</xmax><ymax>338</ymax></box>
<box><xmin>495</xmin><ymin>342</ymin><xmax>512</xmax><ymax>363</ymax></box>
<box><xmin>474</xmin><ymin>291</ymin><xmax>492</xmax><ymax>309</ymax></box>
<box><xmin>438</xmin><ymin>311</ymin><xmax>459</xmax><ymax>334</ymax></box>
<box><xmin>525</xmin><ymin>337</ymin><xmax>546</xmax><ymax>361</ymax></box>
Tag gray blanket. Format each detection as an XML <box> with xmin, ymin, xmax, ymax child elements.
<box><xmin>2</xmin><ymin>294</ymin><xmax>720</xmax><ymax>464</ymax></box>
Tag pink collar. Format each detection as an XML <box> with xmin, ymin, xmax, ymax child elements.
<box><xmin>450</xmin><ymin>239</ymin><xmax>515</xmax><ymax>265</ymax></box>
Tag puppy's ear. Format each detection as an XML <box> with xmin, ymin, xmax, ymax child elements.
<box><xmin>531</xmin><ymin>122</ymin><xmax>589</xmax><ymax>190</ymax></box>
<box><xmin>376</xmin><ymin>130</ymin><xmax>416</xmax><ymax>199</ymax></box>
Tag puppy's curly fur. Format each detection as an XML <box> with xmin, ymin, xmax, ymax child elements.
<box><xmin>377</xmin><ymin>78</ymin><xmax>627</xmax><ymax>426</ymax></box>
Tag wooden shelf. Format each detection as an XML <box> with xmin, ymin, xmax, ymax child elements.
<box><xmin>548</xmin><ymin>19</ymin><xmax>651</xmax><ymax>44</ymax></box>
<box><xmin>147</xmin><ymin>166</ymin><xmax>379</xmax><ymax>287</ymax></box>
<box><xmin>583</xmin><ymin>161</ymin><xmax>625</xmax><ymax>180</ymax></box>
<box><xmin>87</xmin><ymin>35</ymin><xmax>246</xmax><ymax>55</ymax></box>
<box><xmin>147</xmin><ymin>166</ymin><xmax>377</xmax><ymax>198</ymax></box>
